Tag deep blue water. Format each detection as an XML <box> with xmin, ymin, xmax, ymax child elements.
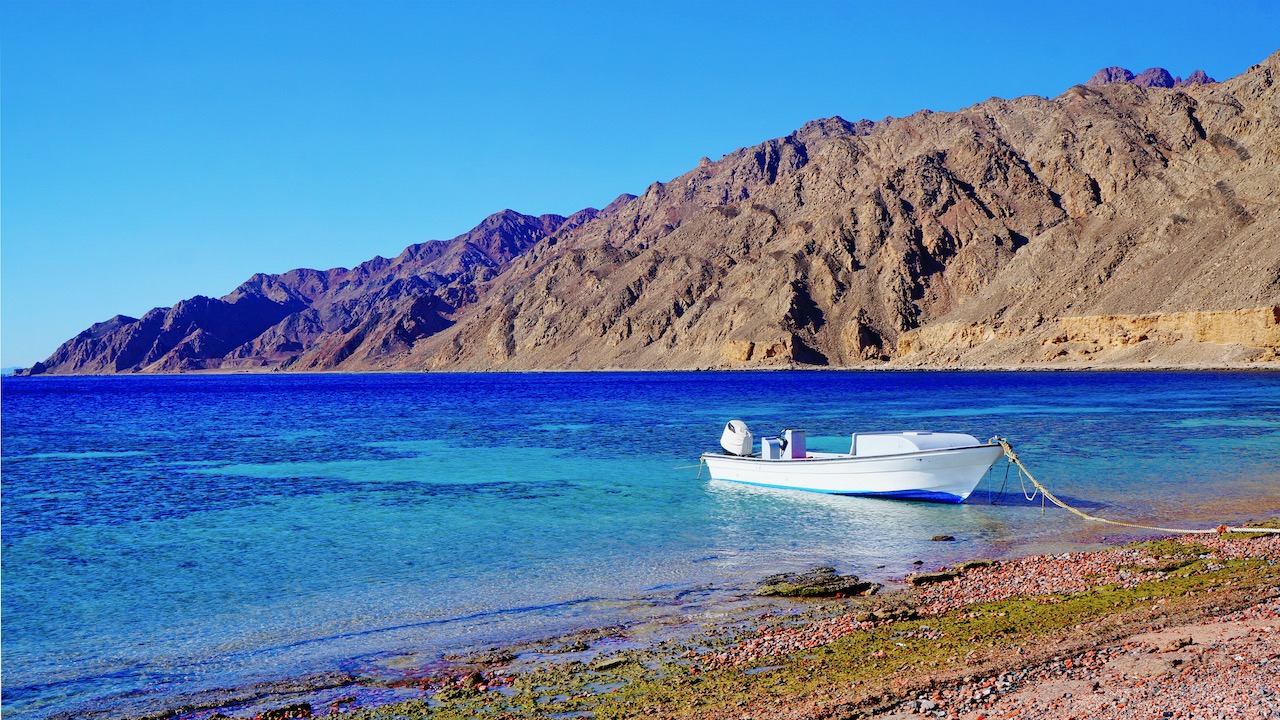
<box><xmin>3</xmin><ymin>371</ymin><xmax>1279</xmax><ymax>718</ymax></box>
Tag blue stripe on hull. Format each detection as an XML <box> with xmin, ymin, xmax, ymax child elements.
<box><xmin>715</xmin><ymin>479</ymin><xmax>966</xmax><ymax>504</ymax></box>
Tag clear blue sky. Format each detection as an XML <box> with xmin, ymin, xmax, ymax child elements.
<box><xmin>3</xmin><ymin>0</ymin><xmax>1277</xmax><ymax>367</ymax></box>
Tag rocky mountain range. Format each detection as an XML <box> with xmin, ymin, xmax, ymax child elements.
<box><xmin>1086</xmin><ymin>66</ymin><xmax>1216</xmax><ymax>88</ymax></box>
<box><xmin>20</xmin><ymin>54</ymin><xmax>1280</xmax><ymax>375</ymax></box>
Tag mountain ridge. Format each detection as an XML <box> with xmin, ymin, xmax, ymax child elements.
<box><xmin>1086</xmin><ymin>65</ymin><xmax>1217</xmax><ymax>88</ymax></box>
<box><xmin>19</xmin><ymin>54</ymin><xmax>1280</xmax><ymax>375</ymax></box>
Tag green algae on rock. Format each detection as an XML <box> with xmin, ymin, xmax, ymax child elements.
<box><xmin>754</xmin><ymin>567</ymin><xmax>881</xmax><ymax>598</ymax></box>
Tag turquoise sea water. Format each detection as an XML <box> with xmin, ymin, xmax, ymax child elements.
<box><xmin>3</xmin><ymin>371</ymin><xmax>1279</xmax><ymax>718</ymax></box>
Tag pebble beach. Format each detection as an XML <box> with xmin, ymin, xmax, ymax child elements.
<box><xmin>879</xmin><ymin>598</ymin><xmax>1280</xmax><ymax>720</ymax></box>
<box><xmin>697</xmin><ymin>533</ymin><xmax>1280</xmax><ymax>720</ymax></box>
<box><xmin>204</xmin><ymin>528</ymin><xmax>1280</xmax><ymax>720</ymax></box>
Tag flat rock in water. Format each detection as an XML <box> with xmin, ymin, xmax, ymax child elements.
<box><xmin>932</xmin><ymin>535</ymin><xmax>956</xmax><ymax>541</ymax></box>
<box><xmin>755</xmin><ymin>567</ymin><xmax>880</xmax><ymax>597</ymax></box>
<box><xmin>910</xmin><ymin>571</ymin><xmax>958</xmax><ymax>586</ymax></box>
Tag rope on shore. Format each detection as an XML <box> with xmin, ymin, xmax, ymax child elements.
<box><xmin>994</xmin><ymin>437</ymin><xmax>1280</xmax><ymax>535</ymax></box>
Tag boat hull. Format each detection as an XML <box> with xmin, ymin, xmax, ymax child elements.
<box><xmin>701</xmin><ymin>444</ymin><xmax>1005</xmax><ymax>503</ymax></box>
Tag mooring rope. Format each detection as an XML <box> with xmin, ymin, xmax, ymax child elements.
<box><xmin>675</xmin><ymin>457</ymin><xmax>707</xmax><ymax>481</ymax></box>
<box><xmin>993</xmin><ymin>437</ymin><xmax>1280</xmax><ymax>535</ymax></box>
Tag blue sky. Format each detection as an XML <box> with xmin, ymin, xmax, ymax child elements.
<box><xmin>3</xmin><ymin>0</ymin><xmax>1278</xmax><ymax>367</ymax></box>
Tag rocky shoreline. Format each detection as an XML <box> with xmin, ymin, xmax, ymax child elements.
<box><xmin>135</xmin><ymin>526</ymin><xmax>1280</xmax><ymax>720</ymax></box>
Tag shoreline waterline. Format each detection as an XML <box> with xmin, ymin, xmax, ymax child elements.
<box><xmin>22</xmin><ymin>508</ymin><xmax>1276</xmax><ymax>720</ymax></box>
<box><xmin>64</xmin><ymin>525</ymin><xmax>1280</xmax><ymax>720</ymax></box>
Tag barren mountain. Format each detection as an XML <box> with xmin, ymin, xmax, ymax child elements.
<box><xmin>20</xmin><ymin>53</ymin><xmax>1280</xmax><ymax>375</ymax></box>
<box><xmin>1087</xmin><ymin>66</ymin><xmax>1216</xmax><ymax>88</ymax></box>
<box><xmin>25</xmin><ymin>209</ymin><xmax>590</xmax><ymax>374</ymax></box>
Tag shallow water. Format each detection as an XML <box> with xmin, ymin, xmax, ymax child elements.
<box><xmin>3</xmin><ymin>371</ymin><xmax>1279</xmax><ymax>718</ymax></box>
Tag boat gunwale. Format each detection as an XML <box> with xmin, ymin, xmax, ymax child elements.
<box><xmin>699</xmin><ymin>443</ymin><xmax>1001</xmax><ymax>465</ymax></box>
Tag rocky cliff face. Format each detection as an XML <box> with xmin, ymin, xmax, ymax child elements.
<box><xmin>22</xmin><ymin>53</ymin><xmax>1280</xmax><ymax>374</ymax></box>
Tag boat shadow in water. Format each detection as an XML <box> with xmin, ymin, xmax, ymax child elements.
<box><xmin>707</xmin><ymin>475</ymin><xmax>1111</xmax><ymax>513</ymax></box>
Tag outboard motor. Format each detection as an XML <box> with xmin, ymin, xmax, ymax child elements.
<box><xmin>720</xmin><ymin>420</ymin><xmax>753</xmax><ymax>456</ymax></box>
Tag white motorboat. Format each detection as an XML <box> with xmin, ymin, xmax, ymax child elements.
<box><xmin>701</xmin><ymin>420</ymin><xmax>1005</xmax><ymax>503</ymax></box>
